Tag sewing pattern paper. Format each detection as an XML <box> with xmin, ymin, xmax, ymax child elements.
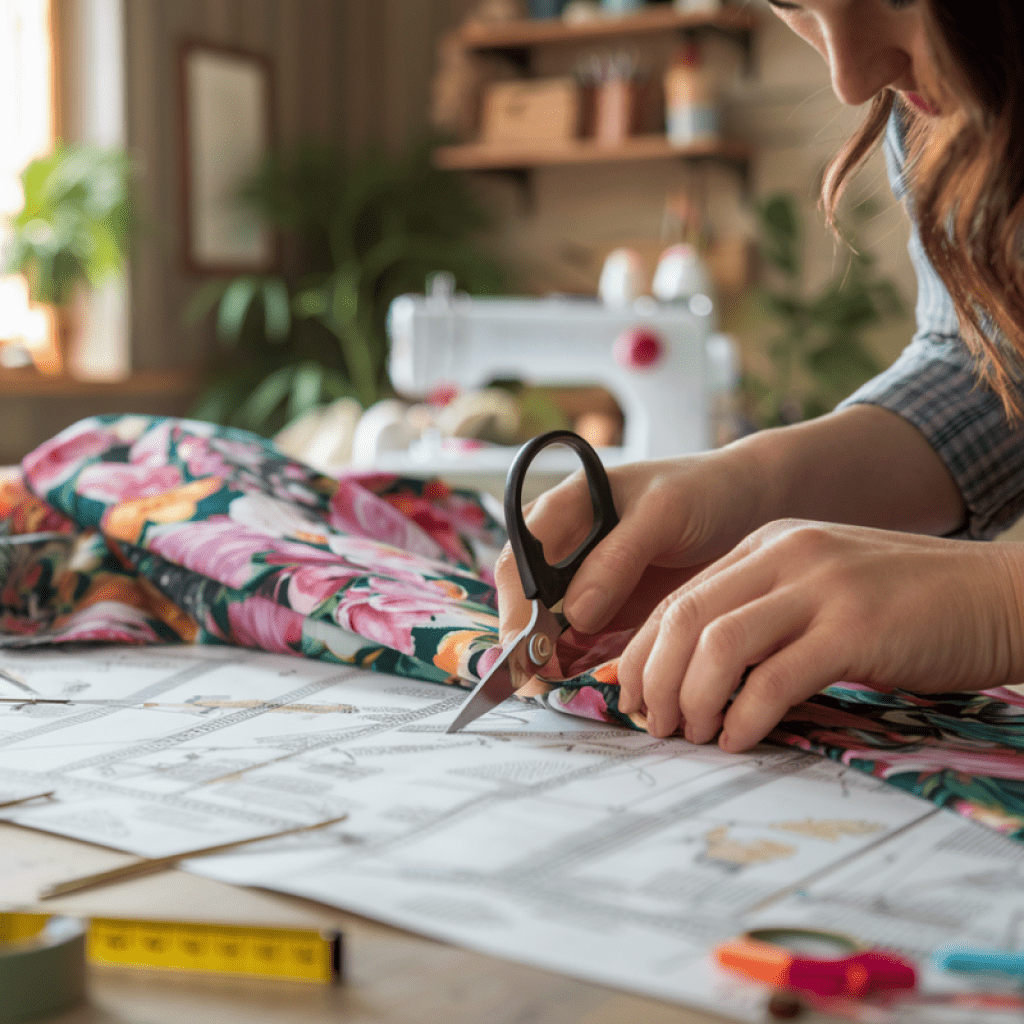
<box><xmin>3</xmin><ymin>414</ymin><xmax>1024</xmax><ymax>843</ymax></box>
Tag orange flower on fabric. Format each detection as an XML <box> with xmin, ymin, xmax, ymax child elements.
<box><xmin>434</xmin><ymin>629</ymin><xmax>487</xmax><ymax>675</ymax></box>
<box><xmin>0</xmin><ymin>479</ymin><xmax>74</xmax><ymax>534</ymax></box>
<box><xmin>103</xmin><ymin>477</ymin><xmax>223</xmax><ymax>543</ymax></box>
<box><xmin>434</xmin><ymin>579</ymin><xmax>469</xmax><ymax>601</ymax></box>
<box><xmin>591</xmin><ymin>661</ymin><xmax>620</xmax><ymax>685</ymax></box>
<box><xmin>77</xmin><ymin>574</ymin><xmax>152</xmax><ymax>613</ymax></box>
<box><xmin>294</xmin><ymin>530</ymin><xmax>330</xmax><ymax>547</ymax></box>
<box><xmin>136</xmin><ymin>578</ymin><xmax>199</xmax><ymax>642</ymax></box>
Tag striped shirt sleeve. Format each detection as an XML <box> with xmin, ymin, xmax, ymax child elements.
<box><xmin>836</xmin><ymin>108</ymin><xmax>1024</xmax><ymax>539</ymax></box>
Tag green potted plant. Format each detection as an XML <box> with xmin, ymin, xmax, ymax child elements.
<box><xmin>188</xmin><ymin>141</ymin><xmax>508</xmax><ymax>436</ymax></box>
<box><xmin>740</xmin><ymin>193</ymin><xmax>907</xmax><ymax>428</ymax></box>
<box><xmin>3</xmin><ymin>144</ymin><xmax>135</xmax><ymax>374</ymax></box>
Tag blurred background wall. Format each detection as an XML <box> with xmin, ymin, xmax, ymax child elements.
<box><xmin>3</xmin><ymin>0</ymin><xmax>917</xmax><ymax>461</ymax></box>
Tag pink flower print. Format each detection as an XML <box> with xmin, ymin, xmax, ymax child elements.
<box><xmin>442</xmin><ymin>492</ymin><xmax>488</xmax><ymax>535</ymax></box>
<box><xmin>334</xmin><ymin>576</ymin><xmax>474</xmax><ymax>656</ymax></box>
<box><xmin>952</xmin><ymin>799</ymin><xmax>1024</xmax><ymax>835</ymax></box>
<box><xmin>52</xmin><ymin>601</ymin><xmax>162</xmax><ymax>645</ymax></box>
<box><xmin>149</xmin><ymin>519</ymin><xmax>278</xmax><ymax>590</ymax></box>
<box><xmin>173</xmin><ymin>432</ymin><xmax>265</xmax><ymax>483</ymax></box>
<box><xmin>384</xmin><ymin>493</ymin><xmax>471</xmax><ymax>567</ymax></box>
<box><xmin>228</xmin><ymin>493</ymin><xmax>327</xmax><ymax>543</ymax></box>
<box><xmin>556</xmin><ymin>685</ymin><xmax>612</xmax><ymax>723</ymax></box>
<box><xmin>326</xmin><ymin>535</ymin><xmax>459</xmax><ymax>584</ymax></box>
<box><xmin>327</xmin><ymin>479</ymin><xmax>447</xmax><ymax>562</ymax></box>
<box><xmin>226</xmin><ymin>595</ymin><xmax>305</xmax><ymax>653</ymax></box>
<box><xmin>23</xmin><ymin>419</ymin><xmax>121</xmax><ymax>493</ymax></box>
<box><xmin>474</xmin><ymin>642</ymin><xmax>504</xmax><ymax>681</ymax></box>
<box><xmin>151</xmin><ymin>520</ymin><xmax>364</xmax><ymax>611</ymax></box>
<box><xmin>984</xmin><ymin>687</ymin><xmax>1024</xmax><ymax>711</ymax></box>
<box><xmin>863</xmin><ymin>747</ymin><xmax>1024</xmax><ymax>782</ymax></box>
<box><xmin>276</xmin><ymin>564</ymin><xmax>364</xmax><ymax>616</ymax></box>
<box><xmin>128</xmin><ymin>420</ymin><xmax>177</xmax><ymax>468</ymax></box>
<box><xmin>76</xmin><ymin>463</ymin><xmax>184</xmax><ymax>505</ymax></box>
<box><xmin>338</xmin><ymin>470</ymin><xmax>400</xmax><ymax>493</ymax></box>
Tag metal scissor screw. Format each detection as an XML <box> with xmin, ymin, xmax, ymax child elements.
<box><xmin>527</xmin><ymin>633</ymin><xmax>553</xmax><ymax>666</ymax></box>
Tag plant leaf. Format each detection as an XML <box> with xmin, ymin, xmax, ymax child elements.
<box><xmin>288</xmin><ymin>361</ymin><xmax>326</xmax><ymax>421</ymax></box>
<box><xmin>216</xmin><ymin>277</ymin><xmax>259</xmax><ymax>343</ymax></box>
<box><xmin>262</xmin><ymin>278</ymin><xmax>291</xmax><ymax>341</ymax></box>
<box><xmin>235</xmin><ymin>365</ymin><xmax>297</xmax><ymax>429</ymax></box>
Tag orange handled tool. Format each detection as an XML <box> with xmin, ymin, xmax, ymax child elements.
<box><xmin>715</xmin><ymin>928</ymin><xmax>917</xmax><ymax>999</ymax></box>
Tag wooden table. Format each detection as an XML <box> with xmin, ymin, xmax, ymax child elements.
<box><xmin>2</xmin><ymin>822</ymin><xmax>747</xmax><ymax>1024</ymax></box>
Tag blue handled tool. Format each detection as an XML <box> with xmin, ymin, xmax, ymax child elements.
<box><xmin>933</xmin><ymin>944</ymin><xmax>1024</xmax><ymax>976</ymax></box>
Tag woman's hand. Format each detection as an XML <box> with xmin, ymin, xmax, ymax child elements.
<box><xmin>494</xmin><ymin>406</ymin><xmax>968</xmax><ymax>647</ymax></box>
<box><xmin>494</xmin><ymin>444</ymin><xmax>770</xmax><ymax>643</ymax></box>
<box><xmin>617</xmin><ymin>521</ymin><xmax>1024</xmax><ymax>751</ymax></box>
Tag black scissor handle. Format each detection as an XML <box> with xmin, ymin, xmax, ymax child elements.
<box><xmin>504</xmin><ymin>430</ymin><xmax>620</xmax><ymax>609</ymax></box>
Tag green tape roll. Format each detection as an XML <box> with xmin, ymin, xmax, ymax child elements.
<box><xmin>0</xmin><ymin>918</ymin><xmax>87</xmax><ymax>1024</ymax></box>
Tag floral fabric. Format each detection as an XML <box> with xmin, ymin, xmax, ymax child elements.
<box><xmin>8</xmin><ymin>415</ymin><xmax>505</xmax><ymax>684</ymax></box>
<box><xmin>4</xmin><ymin>415</ymin><xmax>1024</xmax><ymax>843</ymax></box>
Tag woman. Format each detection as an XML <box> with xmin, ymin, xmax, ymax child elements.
<box><xmin>495</xmin><ymin>0</ymin><xmax>1024</xmax><ymax>753</ymax></box>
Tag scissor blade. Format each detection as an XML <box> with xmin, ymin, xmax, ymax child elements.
<box><xmin>446</xmin><ymin>655</ymin><xmax>518</xmax><ymax>734</ymax></box>
<box><xmin>447</xmin><ymin>602</ymin><xmax>542</xmax><ymax>734</ymax></box>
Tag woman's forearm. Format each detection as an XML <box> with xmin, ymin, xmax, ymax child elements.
<box><xmin>731</xmin><ymin>404</ymin><xmax>967</xmax><ymax>536</ymax></box>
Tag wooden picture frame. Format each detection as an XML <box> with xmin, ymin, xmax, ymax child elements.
<box><xmin>179</xmin><ymin>40</ymin><xmax>277</xmax><ymax>275</ymax></box>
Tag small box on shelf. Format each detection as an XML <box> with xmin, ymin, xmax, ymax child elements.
<box><xmin>481</xmin><ymin>77</ymin><xmax>581</xmax><ymax>146</ymax></box>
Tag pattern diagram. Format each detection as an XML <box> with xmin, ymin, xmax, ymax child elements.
<box><xmin>2</xmin><ymin>646</ymin><xmax>1021</xmax><ymax>1020</ymax></box>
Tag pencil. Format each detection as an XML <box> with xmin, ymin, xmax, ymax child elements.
<box><xmin>40</xmin><ymin>813</ymin><xmax>349</xmax><ymax>899</ymax></box>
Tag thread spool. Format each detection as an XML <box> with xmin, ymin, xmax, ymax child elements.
<box><xmin>0</xmin><ymin>916</ymin><xmax>87</xmax><ymax>1024</ymax></box>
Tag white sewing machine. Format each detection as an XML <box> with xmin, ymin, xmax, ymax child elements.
<box><xmin>380</xmin><ymin>287</ymin><xmax>736</xmax><ymax>489</ymax></box>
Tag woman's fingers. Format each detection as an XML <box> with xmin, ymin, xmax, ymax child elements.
<box><xmin>675</xmin><ymin>588</ymin><xmax>815</xmax><ymax>744</ymax></box>
<box><xmin>719</xmin><ymin>630</ymin><xmax>848</xmax><ymax>752</ymax></box>
<box><xmin>494</xmin><ymin>542</ymin><xmax>534</xmax><ymax>642</ymax></box>
<box><xmin>617</xmin><ymin>550</ymin><xmax>781</xmax><ymax>733</ymax></box>
<box><xmin>560</xmin><ymin>479</ymin><xmax>694</xmax><ymax>634</ymax></box>
<box><xmin>498</xmin><ymin>467</ymin><xmax>685</xmax><ymax>638</ymax></box>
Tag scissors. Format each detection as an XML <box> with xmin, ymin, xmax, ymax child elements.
<box><xmin>447</xmin><ymin>430</ymin><xmax>619</xmax><ymax>733</ymax></box>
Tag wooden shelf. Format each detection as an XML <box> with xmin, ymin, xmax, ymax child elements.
<box><xmin>434</xmin><ymin>134</ymin><xmax>751</xmax><ymax>171</ymax></box>
<box><xmin>0</xmin><ymin>368</ymin><xmax>199</xmax><ymax>398</ymax></box>
<box><xmin>458</xmin><ymin>7</ymin><xmax>755</xmax><ymax>51</ymax></box>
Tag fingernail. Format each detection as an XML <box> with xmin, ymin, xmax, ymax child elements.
<box><xmin>646</xmin><ymin>711</ymin><xmax>658</xmax><ymax>735</ymax></box>
<box><xmin>566</xmin><ymin>588</ymin><xmax>608</xmax><ymax>632</ymax></box>
<box><xmin>719</xmin><ymin>731</ymin><xmax>734</xmax><ymax>753</ymax></box>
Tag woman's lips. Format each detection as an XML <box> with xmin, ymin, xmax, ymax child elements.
<box><xmin>904</xmin><ymin>91</ymin><xmax>939</xmax><ymax>115</ymax></box>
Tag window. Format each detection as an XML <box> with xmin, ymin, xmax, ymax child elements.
<box><xmin>0</xmin><ymin>0</ymin><xmax>56</xmax><ymax>371</ymax></box>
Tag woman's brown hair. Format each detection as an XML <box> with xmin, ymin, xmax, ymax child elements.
<box><xmin>822</xmin><ymin>1</ymin><xmax>1024</xmax><ymax>415</ymax></box>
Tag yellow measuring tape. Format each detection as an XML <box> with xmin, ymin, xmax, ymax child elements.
<box><xmin>1</xmin><ymin>913</ymin><xmax>342</xmax><ymax>985</ymax></box>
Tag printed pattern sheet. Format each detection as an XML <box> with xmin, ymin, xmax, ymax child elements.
<box><xmin>5</xmin><ymin>646</ymin><xmax>1024</xmax><ymax>1020</ymax></box>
